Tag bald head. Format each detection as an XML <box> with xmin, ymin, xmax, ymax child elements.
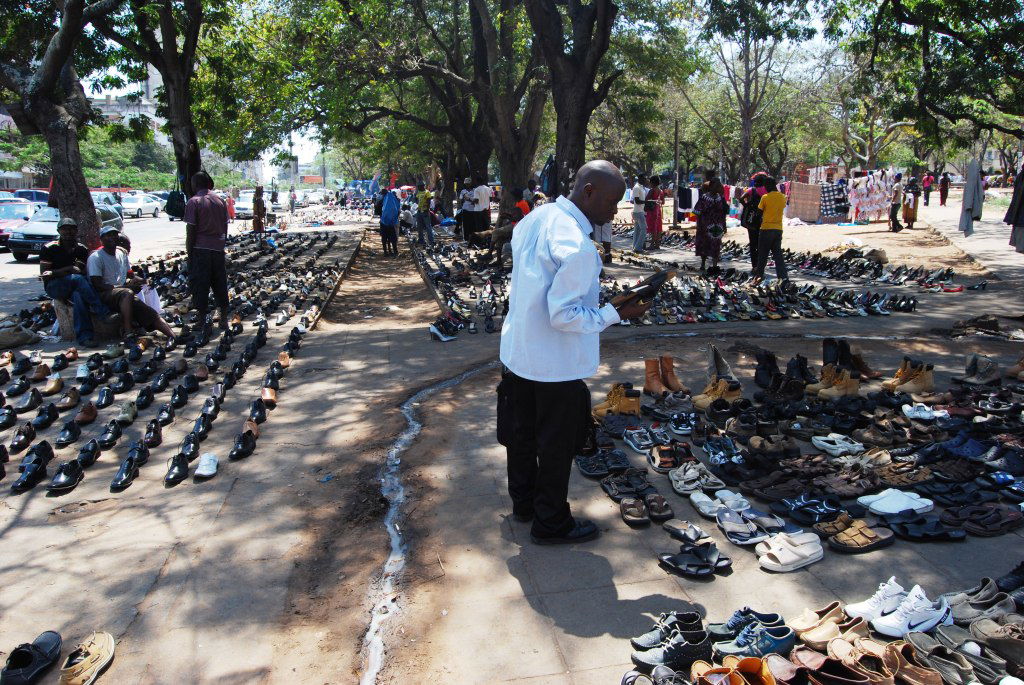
<box><xmin>568</xmin><ymin>160</ymin><xmax>627</xmax><ymax>225</ymax></box>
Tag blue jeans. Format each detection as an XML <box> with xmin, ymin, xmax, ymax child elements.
<box><xmin>44</xmin><ymin>274</ymin><xmax>109</xmax><ymax>343</ymax></box>
<box><xmin>632</xmin><ymin>213</ymin><xmax>647</xmax><ymax>251</ymax></box>
<box><xmin>416</xmin><ymin>211</ymin><xmax>434</xmax><ymax>246</ymax></box>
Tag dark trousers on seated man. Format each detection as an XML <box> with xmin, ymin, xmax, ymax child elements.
<box><xmin>44</xmin><ymin>274</ymin><xmax>110</xmax><ymax>344</ymax></box>
<box><xmin>98</xmin><ymin>288</ymin><xmax>161</xmax><ymax>332</ymax></box>
<box><xmin>190</xmin><ymin>247</ymin><xmax>229</xmax><ymax>321</ymax></box>
<box><xmin>497</xmin><ymin>369</ymin><xmax>591</xmax><ymax>537</ymax></box>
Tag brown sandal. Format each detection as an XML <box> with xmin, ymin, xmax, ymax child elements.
<box><xmin>620</xmin><ymin>497</ymin><xmax>649</xmax><ymax>526</ymax></box>
<box><xmin>644</xmin><ymin>494</ymin><xmax>674</xmax><ymax>522</ymax></box>
<box><xmin>813</xmin><ymin>512</ymin><xmax>855</xmax><ymax>537</ymax></box>
<box><xmin>828</xmin><ymin>519</ymin><xmax>894</xmax><ymax>552</ymax></box>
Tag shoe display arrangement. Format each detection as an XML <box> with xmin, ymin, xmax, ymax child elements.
<box><xmin>0</xmin><ymin>231</ymin><xmax>346</xmax><ymax>497</ymax></box>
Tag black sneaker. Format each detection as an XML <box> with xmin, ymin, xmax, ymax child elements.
<box><xmin>631</xmin><ymin>612</ymin><xmax>703</xmax><ymax>650</ymax></box>
<box><xmin>530</xmin><ymin>519</ymin><xmax>599</xmax><ymax>545</ymax></box>
<box><xmin>630</xmin><ymin>629</ymin><xmax>712</xmax><ymax>673</ymax></box>
<box><xmin>996</xmin><ymin>561</ymin><xmax>1024</xmax><ymax>592</ymax></box>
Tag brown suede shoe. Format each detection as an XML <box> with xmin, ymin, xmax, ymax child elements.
<box><xmin>29</xmin><ymin>363</ymin><xmax>51</xmax><ymax>382</ymax></box>
<box><xmin>74</xmin><ymin>401</ymin><xmax>98</xmax><ymax>425</ymax></box>
<box><xmin>55</xmin><ymin>387</ymin><xmax>80</xmax><ymax>411</ymax></box>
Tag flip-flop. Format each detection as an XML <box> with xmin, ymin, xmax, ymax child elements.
<box><xmin>644</xmin><ymin>493</ymin><xmax>674</xmax><ymax>523</ymax></box>
<box><xmin>741</xmin><ymin>507</ymin><xmax>792</xmax><ymax>534</ymax></box>
<box><xmin>662</xmin><ymin>520</ymin><xmax>707</xmax><ymax>544</ymax></box>
<box><xmin>686</xmin><ymin>540</ymin><xmax>732</xmax><ymax>572</ymax></box>
<box><xmin>962</xmin><ymin>507</ymin><xmax>1024</xmax><ymax>536</ymax></box>
<box><xmin>621</xmin><ymin>497</ymin><xmax>650</xmax><ymax>526</ymax></box>
<box><xmin>716</xmin><ymin>509</ymin><xmax>768</xmax><ymax>545</ymax></box>
<box><xmin>658</xmin><ymin>549</ymin><xmax>715</xmax><ymax>577</ymax></box>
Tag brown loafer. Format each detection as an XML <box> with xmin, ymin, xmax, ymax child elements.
<box><xmin>64</xmin><ymin>347</ymin><xmax>78</xmax><ymax>361</ymax></box>
<box><xmin>42</xmin><ymin>375</ymin><xmax>64</xmax><ymax>396</ymax></box>
<box><xmin>242</xmin><ymin>418</ymin><xmax>260</xmax><ymax>438</ymax></box>
<box><xmin>55</xmin><ymin>388</ymin><xmax>80</xmax><ymax>411</ymax></box>
<box><xmin>278</xmin><ymin>351</ymin><xmax>291</xmax><ymax>368</ymax></box>
<box><xmin>193</xmin><ymin>363</ymin><xmax>209</xmax><ymax>381</ymax></box>
<box><xmin>74</xmin><ymin>401</ymin><xmax>98</xmax><ymax>425</ymax></box>
<box><xmin>29</xmin><ymin>363</ymin><xmax>51</xmax><ymax>382</ymax></box>
<box><xmin>261</xmin><ymin>386</ymin><xmax>277</xmax><ymax>408</ymax></box>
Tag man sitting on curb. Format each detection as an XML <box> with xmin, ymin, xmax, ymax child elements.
<box><xmin>87</xmin><ymin>226</ymin><xmax>175</xmax><ymax>340</ymax></box>
<box><xmin>40</xmin><ymin>217</ymin><xmax>118</xmax><ymax>347</ymax></box>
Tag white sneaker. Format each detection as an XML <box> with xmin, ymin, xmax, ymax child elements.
<box><xmin>902</xmin><ymin>403</ymin><xmax>935</xmax><ymax>420</ymax></box>
<box><xmin>871</xmin><ymin>584</ymin><xmax>951</xmax><ymax>637</ymax></box>
<box><xmin>845</xmin><ymin>576</ymin><xmax>907</xmax><ymax>621</ymax></box>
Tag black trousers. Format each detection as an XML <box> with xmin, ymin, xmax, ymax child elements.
<box><xmin>191</xmin><ymin>248</ymin><xmax>229</xmax><ymax>316</ymax></box>
<box><xmin>380</xmin><ymin>224</ymin><xmax>398</xmax><ymax>253</ymax></box>
<box><xmin>497</xmin><ymin>370</ymin><xmax>591</xmax><ymax>537</ymax></box>
<box><xmin>746</xmin><ymin>226</ymin><xmax>760</xmax><ymax>268</ymax></box>
<box><xmin>923</xmin><ymin>188</ymin><xmax>931</xmax><ymax>206</ymax></box>
<box><xmin>889</xmin><ymin>202</ymin><xmax>903</xmax><ymax>232</ymax></box>
<box><xmin>753</xmin><ymin>229</ymin><xmax>787</xmax><ymax>280</ymax></box>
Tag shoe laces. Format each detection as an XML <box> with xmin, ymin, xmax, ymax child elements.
<box><xmin>865</xmin><ymin>582</ymin><xmax>898</xmax><ymax>608</ymax></box>
<box><xmin>732</xmin><ymin>623</ymin><xmax>759</xmax><ymax>647</ymax></box>
<box><xmin>725</xmin><ymin>608</ymin><xmax>752</xmax><ymax>631</ymax></box>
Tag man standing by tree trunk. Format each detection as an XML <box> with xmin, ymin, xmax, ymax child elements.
<box><xmin>184</xmin><ymin>171</ymin><xmax>230</xmax><ymax>329</ymax></box>
<box><xmin>631</xmin><ymin>175</ymin><xmax>648</xmax><ymax>253</ymax></box>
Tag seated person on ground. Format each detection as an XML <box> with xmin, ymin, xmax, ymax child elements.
<box><xmin>87</xmin><ymin>226</ymin><xmax>175</xmax><ymax>340</ymax></box>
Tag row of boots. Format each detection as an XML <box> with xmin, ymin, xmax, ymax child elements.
<box><xmin>692</xmin><ymin>345</ymin><xmax>741</xmax><ymax>411</ymax></box>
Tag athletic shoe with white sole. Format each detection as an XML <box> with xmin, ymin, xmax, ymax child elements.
<box><xmin>846</xmin><ymin>576</ymin><xmax>908</xmax><ymax>621</ymax></box>
<box><xmin>871</xmin><ymin>584</ymin><xmax>952</xmax><ymax>637</ymax></box>
<box><xmin>624</xmin><ymin>427</ymin><xmax>655</xmax><ymax>455</ymax></box>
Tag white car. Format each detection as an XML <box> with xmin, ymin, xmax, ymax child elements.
<box><xmin>121</xmin><ymin>194</ymin><xmax>162</xmax><ymax>218</ymax></box>
<box><xmin>235</xmin><ymin>192</ymin><xmax>256</xmax><ymax>219</ymax></box>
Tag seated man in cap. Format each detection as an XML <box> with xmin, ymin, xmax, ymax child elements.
<box><xmin>39</xmin><ymin>217</ymin><xmax>117</xmax><ymax>347</ymax></box>
<box><xmin>87</xmin><ymin>226</ymin><xmax>175</xmax><ymax>340</ymax></box>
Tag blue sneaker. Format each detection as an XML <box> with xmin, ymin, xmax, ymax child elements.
<box><xmin>712</xmin><ymin>622</ymin><xmax>796</xmax><ymax>658</ymax></box>
<box><xmin>706</xmin><ymin>607</ymin><xmax>783</xmax><ymax>641</ymax></box>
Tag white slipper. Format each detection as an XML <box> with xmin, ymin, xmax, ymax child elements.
<box><xmin>758</xmin><ymin>538</ymin><xmax>824</xmax><ymax>572</ymax></box>
<box><xmin>754</xmin><ymin>531</ymin><xmax>819</xmax><ymax>556</ymax></box>
<box><xmin>811</xmin><ymin>433</ymin><xmax>865</xmax><ymax>457</ymax></box>
<box><xmin>195</xmin><ymin>452</ymin><xmax>218</xmax><ymax>478</ymax></box>
<box><xmin>690</xmin><ymin>492</ymin><xmax>722</xmax><ymax>518</ymax></box>
<box><xmin>857</xmin><ymin>488</ymin><xmax>933</xmax><ymax>515</ymax></box>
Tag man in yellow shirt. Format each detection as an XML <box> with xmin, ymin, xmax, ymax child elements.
<box><xmin>415</xmin><ymin>182</ymin><xmax>434</xmax><ymax>246</ymax></box>
<box><xmin>753</xmin><ymin>177</ymin><xmax>788</xmax><ymax>282</ymax></box>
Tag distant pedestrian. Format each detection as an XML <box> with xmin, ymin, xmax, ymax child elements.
<box><xmin>740</xmin><ymin>174</ymin><xmax>767</xmax><ymax>269</ymax></box>
<box><xmin>415</xmin><ymin>182</ymin><xmax>434</xmax><ymax>247</ymax></box>
<box><xmin>226</xmin><ymin>192</ymin><xmax>236</xmax><ymax>221</ymax></box>
<box><xmin>939</xmin><ymin>172</ymin><xmax>950</xmax><ymax>206</ymax></box>
<box><xmin>630</xmin><ymin>175</ymin><xmax>647</xmax><ymax>252</ymax></box>
<box><xmin>889</xmin><ymin>173</ymin><xmax>905</xmax><ymax>232</ymax></box>
<box><xmin>289</xmin><ymin>186</ymin><xmax>297</xmax><ymax>213</ymax></box>
<box><xmin>183</xmin><ymin>170</ymin><xmax>230</xmax><ymax>328</ymax></box>
<box><xmin>379</xmin><ymin>189</ymin><xmax>400</xmax><ymax>256</ymax></box>
<box><xmin>922</xmin><ymin>171</ymin><xmax>934</xmax><ymax>206</ymax></box>
<box><xmin>694</xmin><ymin>178</ymin><xmax>728</xmax><ymax>274</ymax></box>
<box><xmin>252</xmin><ymin>185</ymin><xmax>266</xmax><ymax>234</ymax></box>
<box><xmin>524</xmin><ymin>179</ymin><xmax>538</xmax><ymax>209</ymax></box>
<box><xmin>903</xmin><ymin>177</ymin><xmax>921</xmax><ymax>229</ymax></box>
<box><xmin>645</xmin><ymin>175</ymin><xmax>664</xmax><ymax>250</ymax></box>
<box><xmin>457</xmin><ymin>178</ymin><xmax>475</xmax><ymax>237</ymax></box>
<box><xmin>753</xmin><ymin>177</ymin><xmax>788</xmax><ymax>282</ymax></box>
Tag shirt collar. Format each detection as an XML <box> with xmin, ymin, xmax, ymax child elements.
<box><xmin>555</xmin><ymin>196</ymin><xmax>594</xmax><ymax>236</ymax></box>
<box><xmin>195</xmin><ymin>189</ymin><xmax>209</xmax><ymax>197</ymax></box>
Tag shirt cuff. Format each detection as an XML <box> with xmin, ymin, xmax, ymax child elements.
<box><xmin>599</xmin><ymin>302</ymin><xmax>620</xmax><ymax>329</ymax></box>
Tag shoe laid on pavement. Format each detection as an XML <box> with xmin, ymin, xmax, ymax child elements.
<box><xmin>631</xmin><ymin>629</ymin><xmax>712</xmax><ymax>673</ymax></box>
<box><xmin>951</xmin><ymin>593</ymin><xmax>1018</xmax><ymax>626</ymax></box>
<box><xmin>996</xmin><ymin>561</ymin><xmax>1024</xmax><ymax>592</ymax></box>
<box><xmin>941</xmin><ymin>578</ymin><xmax>1000</xmax><ymax>607</ymax></box>
<box><xmin>907</xmin><ymin>631</ymin><xmax>981</xmax><ymax>685</ymax></box>
<box><xmin>707</xmin><ymin>608</ymin><xmax>784</xmax><ymax>642</ymax></box>
<box><xmin>57</xmin><ymin>630</ymin><xmax>115</xmax><ymax>685</ymax></box>
<box><xmin>194</xmin><ymin>452</ymin><xmax>218</xmax><ymax>479</ymax></box>
<box><xmin>872</xmin><ymin>585</ymin><xmax>951</xmax><ymax>637</ymax></box>
<box><xmin>624</xmin><ymin>427</ymin><xmax>656</xmax><ymax>455</ymax></box>
<box><xmin>530</xmin><ymin>519</ymin><xmax>599</xmax><ymax>545</ymax></box>
<box><xmin>631</xmin><ymin>612</ymin><xmax>703</xmax><ymax>650</ymax></box>
<box><xmin>713</xmin><ymin>622</ymin><xmax>796</xmax><ymax>658</ymax></box>
<box><xmin>935</xmin><ymin>624</ymin><xmax>1009</xmax><ymax>684</ymax></box>
<box><xmin>846</xmin><ymin>577</ymin><xmax>908</xmax><ymax>621</ymax></box>
<box><xmin>0</xmin><ymin>630</ymin><xmax>62</xmax><ymax>684</ymax></box>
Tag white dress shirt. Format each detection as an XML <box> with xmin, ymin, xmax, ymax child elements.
<box><xmin>500</xmin><ymin>196</ymin><xmax>620</xmax><ymax>382</ymax></box>
<box><xmin>474</xmin><ymin>185</ymin><xmax>491</xmax><ymax>211</ymax></box>
<box><xmin>631</xmin><ymin>183</ymin><xmax>646</xmax><ymax>215</ymax></box>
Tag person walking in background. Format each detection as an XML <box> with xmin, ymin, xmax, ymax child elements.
<box><xmin>645</xmin><ymin>175</ymin><xmax>664</xmax><ymax>250</ymax></box>
<box><xmin>889</xmin><ymin>173</ymin><xmax>905</xmax><ymax>232</ymax></box>
<box><xmin>922</xmin><ymin>171</ymin><xmax>935</xmax><ymax>206</ymax></box>
<box><xmin>474</xmin><ymin>176</ymin><xmax>492</xmax><ymax>233</ymax></box>
<box><xmin>903</xmin><ymin>176</ymin><xmax>921</xmax><ymax>230</ymax></box>
<box><xmin>753</xmin><ymin>177</ymin><xmax>788</xmax><ymax>283</ymax></box>
<box><xmin>457</xmin><ymin>178</ymin><xmax>475</xmax><ymax>238</ymax></box>
<box><xmin>515</xmin><ymin>190</ymin><xmax>532</xmax><ymax>218</ymax></box>
<box><xmin>524</xmin><ymin>179</ymin><xmax>538</xmax><ymax>209</ymax></box>
<box><xmin>630</xmin><ymin>175</ymin><xmax>647</xmax><ymax>253</ymax></box>
<box><xmin>415</xmin><ymin>181</ymin><xmax>434</xmax><ymax>247</ymax></box>
<box><xmin>252</xmin><ymin>185</ymin><xmax>266</xmax><ymax>234</ymax></box>
<box><xmin>288</xmin><ymin>186</ymin><xmax>297</xmax><ymax>214</ymax></box>
<box><xmin>694</xmin><ymin>178</ymin><xmax>728</xmax><ymax>274</ymax></box>
<box><xmin>739</xmin><ymin>174</ymin><xmax>766</xmax><ymax>269</ymax></box>
<box><xmin>379</xmin><ymin>188</ymin><xmax>400</xmax><ymax>256</ymax></box>
<box><xmin>183</xmin><ymin>170</ymin><xmax>231</xmax><ymax>329</ymax></box>
<box><xmin>939</xmin><ymin>172</ymin><xmax>951</xmax><ymax>206</ymax></box>
<box><xmin>225</xmin><ymin>191</ymin><xmax>236</xmax><ymax>222</ymax></box>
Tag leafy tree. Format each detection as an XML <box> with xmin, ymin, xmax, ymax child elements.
<box><xmin>0</xmin><ymin>0</ymin><xmax>120</xmax><ymax>246</ymax></box>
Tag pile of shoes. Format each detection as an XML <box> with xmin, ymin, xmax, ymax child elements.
<box><xmin>417</xmin><ymin>243</ymin><xmax>508</xmax><ymax>341</ymax></box>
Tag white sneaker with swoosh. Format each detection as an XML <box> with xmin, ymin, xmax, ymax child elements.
<box><xmin>871</xmin><ymin>584</ymin><xmax>952</xmax><ymax>637</ymax></box>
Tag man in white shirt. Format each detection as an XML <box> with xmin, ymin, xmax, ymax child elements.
<box><xmin>498</xmin><ymin>160</ymin><xmax>650</xmax><ymax>545</ymax></box>
<box><xmin>631</xmin><ymin>175</ymin><xmax>648</xmax><ymax>252</ymax></box>
<box><xmin>474</xmin><ymin>177</ymin><xmax>491</xmax><ymax>234</ymax></box>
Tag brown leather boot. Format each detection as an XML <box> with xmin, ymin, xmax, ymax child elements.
<box><xmin>819</xmin><ymin>369</ymin><xmax>860</xmax><ymax>399</ymax></box>
<box><xmin>851</xmin><ymin>352</ymin><xmax>883</xmax><ymax>379</ymax></box>
<box><xmin>659</xmin><ymin>355</ymin><xmax>690</xmax><ymax>394</ymax></box>
<box><xmin>644</xmin><ymin>358</ymin><xmax>670</xmax><ymax>397</ymax></box>
<box><xmin>897</xmin><ymin>365</ymin><xmax>934</xmax><ymax>394</ymax></box>
<box><xmin>882</xmin><ymin>358</ymin><xmax>911</xmax><ymax>391</ymax></box>
<box><xmin>806</xmin><ymin>364</ymin><xmax>838</xmax><ymax>393</ymax></box>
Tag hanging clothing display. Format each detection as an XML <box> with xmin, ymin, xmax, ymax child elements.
<box><xmin>848</xmin><ymin>173</ymin><xmax>891</xmax><ymax>221</ymax></box>
<box><xmin>959</xmin><ymin>160</ymin><xmax>984</xmax><ymax>237</ymax></box>
<box><xmin>819</xmin><ymin>183</ymin><xmax>850</xmax><ymax>220</ymax></box>
<box><xmin>1004</xmin><ymin>166</ymin><xmax>1024</xmax><ymax>253</ymax></box>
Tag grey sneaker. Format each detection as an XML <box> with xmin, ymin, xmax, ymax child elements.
<box><xmin>712</xmin><ymin>622</ymin><xmax>796</xmax><ymax>658</ymax></box>
<box><xmin>631</xmin><ymin>612</ymin><xmax>703</xmax><ymax>650</ymax></box>
<box><xmin>631</xmin><ymin>629</ymin><xmax>712</xmax><ymax>673</ymax></box>
<box><xmin>908</xmin><ymin>632</ymin><xmax>979</xmax><ymax>685</ymax></box>
<box><xmin>707</xmin><ymin>607</ymin><xmax>784</xmax><ymax>641</ymax></box>
<box><xmin>941</xmin><ymin>578</ymin><xmax>1000</xmax><ymax>607</ymax></box>
<box><xmin>952</xmin><ymin>593</ymin><xmax>1018</xmax><ymax>625</ymax></box>
<box><xmin>935</xmin><ymin>625</ymin><xmax>1008</xmax><ymax>684</ymax></box>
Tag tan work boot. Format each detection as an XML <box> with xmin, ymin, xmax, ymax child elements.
<box><xmin>691</xmin><ymin>379</ymin><xmax>724</xmax><ymax>411</ymax></box>
<box><xmin>617</xmin><ymin>386</ymin><xmax>642</xmax><ymax>416</ymax></box>
<box><xmin>644</xmin><ymin>358</ymin><xmax>670</xmax><ymax>397</ymax></box>
<box><xmin>806</xmin><ymin>364</ymin><xmax>838</xmax><ymax>394</ymax></box>
<box><xmin>881</xmin><ymin>358</ymin><xmax>911</xmax><ymax>391</ymax></box>
<box><xmin>896</xmin><ymin>365</ymin><xmax>934</xmax><ymax>394</ymax></box>
<box><xmin>819</xmin><ymin>369</ymin><xmax>860</xmax><ymax>399</ymax></box>
<box><xmin>659</xmin><ymin>354</ymin><xmax>690</xmax><ymax>394</ymax></box>
<box><xmin>592</xmin><ymin>383</ymin><xmax>626</xmax><ymax>418</ymax></box>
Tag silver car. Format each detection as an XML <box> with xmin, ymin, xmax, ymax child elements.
<box><xmin>8</xmin><ymin>206</ymin><xmax>123</xmax><ymax>261</ymax></box>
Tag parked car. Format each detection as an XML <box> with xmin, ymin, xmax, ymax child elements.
<box><xmin>235</xmin><ymin>192</ymin><xmax>256</xmax><ymax>219</ymax></box>
<box><xmin>0</xmin><ymin>191</ymin><xmax>18</xmax><ymax>203</ymax></box>
<box><xmin>121</xmin><ymin>194</ymin><xmax>162</xmax><ymax>218</ymax></box>
<box><xmin>90</xmin><ymin>191</ymin><xmax>123</xmax><ymax>217</ymax></box>
<box><xmin>0</xmin><ymin>201</ymin><xmax>42</xmax><ymax>251</ymax></box>
<box><xmin>150</xmin><ymin>190</ymin><xmax>170</xmax><ymax>202</ymax></box>
<box><xmin>14</xmin><ymin>189</ymin><xmax>50</xmax><ymax>203</ymax></box>
<box><xmin>8</xmin><ymin>206</ymin><xmax>123</xmax><ymax>261</ymax></box>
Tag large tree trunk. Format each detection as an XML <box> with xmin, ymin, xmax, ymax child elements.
<box><xmin>553</xmin><ymin>94</ymin><xmax>588</xmax><ymax>197</ymax></box>
<box><xmin>166</xmin><ymin>76</ymin><xmax>202</xmax><ymax>197</ymax></box>
<box><xmin>37</xmin><ymin>107</ymin><xmax>99</xmax><ymax>247</ymax></box>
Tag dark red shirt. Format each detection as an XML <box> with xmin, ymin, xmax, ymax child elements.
<box><xmin>183</xmin><ymin>189</ymin><xmax>228</xmax><ymax>251</ymax></box>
